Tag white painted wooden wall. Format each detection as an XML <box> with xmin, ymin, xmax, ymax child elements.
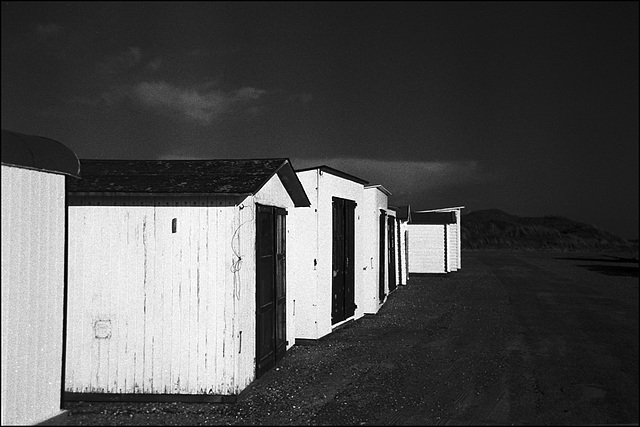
<box><xmin>65</xmin><ymin>173</ymin><xmax>294</xmax><ymax>396</ymax></box>
<box><xmin>1</xmin><ymin>166</ymin><xmax>66</xmax><ymax>425</ymax></box>
<box><xmin>288</xmin><ymin>169</ymin><xmax>365</xmax><ymax>340</ymax></box>
<box><xmin>447</xmin><ymin>223</ymin><xmax>458</xmax><ymax>271</ymax></box>
<box><xmin>287</xmin><ymin>171</ymin><xmax>319</xmax><ymax>340</ymax></box>
<box><xmin>360</xmin><ymin>187</ymin><xmax>388</xmax><ymax>314</ymax></box>
<box><xmin>398</xmin><ymin>221</ymin><xmax>409</xmax><ymax>285</ymax></box>
<box><xmin>406</xmin><ymin>224</ymin><xmax>446</xmax><ymax>273</ymax></box>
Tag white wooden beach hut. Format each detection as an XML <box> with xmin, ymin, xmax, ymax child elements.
<box><xmin>380</xmin><ymin>206</ymin><xmax>399</xmax><ymax>295</ymax></box>
<box><xmin>415</xmin><ymin>206</ymin><xmax>464</xmax><ymax>270</ymax></box>
<box><xmin>1</xmin><ymin>130</ymin><xmax>80</xmax><ymax>425</ymax></box>
<box><xmin>406</xmin><ymin>211</ymin><xmax>457</xmax><ymax>274</ymax></box>
<box><xmin>389</xmin><ymin>205</ymin><xmax>410</xmax><ymax>286</ymax></box>
<box><xmin>287</xmin><ymin>166</ymin><xmax>368</xmax><ymax>342</ymax></box>
<box><xmin>360</xmin><ymin>185</ymin><xmax>395</xmax><ymax>314</ymax></box>
<box><xmin>64</xmin><ymin>158</ymin><xmax>310</xmax><ymax>403</ymax></box>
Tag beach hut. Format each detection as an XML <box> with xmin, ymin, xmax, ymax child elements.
<box><xmin>63</xmin><ymin>158</ymin><xmax>310</xmax><ymax>403</ymax></box>
<box><xmin>380</xmin><ymin>206</ymin><xmax>399</xmax><ymax>295</ymax></box>
<box><xmin>360</xmin><ymin>185</ymin><xmax>394</xmax><ymax>314</ymax></box>
<box><xmin>406</xmin><ymin>211</ymin><xmax>456</xmax><ymax>274</ymax></box>
<box><xmin>415</xmin><ymin>206</ymin><xmax>464</xmax><ymax>270</ymax></box>
<box><xmin>1</xmin><ymin>130</ymin><xmax>80</xmax><ymax>425</ymax></box>
<box><xmin>288</xmin><ymin>165</ymin><xmax>368</xmax><ymax>342</ymax></box>
<box><xmin>390</xmin><ymin>205</ymin><xmax>410</xmax><ymax>285</ymax></box>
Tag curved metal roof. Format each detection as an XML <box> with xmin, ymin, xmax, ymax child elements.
<box><xmin>1</xmin><ymin>129</ymin><xmax>80</xmax><ymax>177</ymax></box>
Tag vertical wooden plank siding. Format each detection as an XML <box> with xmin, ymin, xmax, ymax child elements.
<box><xmin>406</xmin><ymin>224</ymin><xmax>446</xmax><ymax>273</ymax></box>
<box><xmin>65</xmin><ymin>194</ymin><xmax>255</xmax><ymax>395</ymax></box>
<box><xmin>1</xmin><ymin>166</ymin><xmax>66</xmax><ymax>425</ymax></box>
<box><xmin>289</xmin><ymin>170</ymin><xmax>364</xmax><ymax>340</ymax></box>
<box><xmin>287</xmin><ymin>171</ymin><xmax>320</xmax><ymax>340</ymax></box>
<box><xmin>234</xmin><ymin>195</ymin><xmax>257</xmax><ymax>392</ymax></box>
<box><xmin>447</xmin><ymin>222</ymin><xmax>459</xmax><ymax>271</ymax></box>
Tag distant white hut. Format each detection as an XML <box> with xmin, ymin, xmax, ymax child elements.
<box><xmin>390</xmin><ymin>205</ymin><xmax>411</xmax><ymax>285</ymax></box>
<box><xmin>415</xmin><ymin>206</ymin><xmax>464</xmax><ymax>270</ymax></box>
<box><xmin>1</xmin><ymin>129</ymin><xmax>80</xmax><ymax>425</ymax></box>
<box><xmin>406</xmin><ymin>210</ymin><xmax>457</xmax><ymax>274</ymax></box>
<box><xmin>64</xmin><ymin>158</ymin><xmax>310</xmax><ymax>403</ymax></box>
<box><xmin>288</xmin><ymin>166</ymin><xmax>368</xmax><ymax>342</ymax></box>
<box><xmin>361</xmin><ymin>185</ymin><xmax>395</xmax><ymax>314</ymax></box>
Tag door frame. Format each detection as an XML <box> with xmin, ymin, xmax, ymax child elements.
<box><xmin>379</xmin><ymin>210</ymin><xmax>386</xmax><ymax>302</ymax></box>
<box><xmin>255</xmin><ymin>204</ymin><xmax>287</xmax><ymax>379</ymax></box>
<box><xmin>331</xmin><ymin>197</ymin><xmax>356</xmax><ymax>325</ymax></box>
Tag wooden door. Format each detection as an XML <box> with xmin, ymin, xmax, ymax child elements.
<box><xmin>332</xmin><ymin>197</ymin><xmax>356</xmax><ymax>324</ymax></box>
<box><xmin>256</xmin><ymin>205</ymin><xmax>287</xmax><ymax>378</ymax></box>
<box><xmin>388</xmin><ymin>216</ymin><xmax>397</xmax><ymax>292</ymax></box>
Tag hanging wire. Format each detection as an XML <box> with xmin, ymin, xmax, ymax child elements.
<box><xmin>230</xmin><ymin>202</ymin><xmax>254</xmax><ymax>300</ymax></box>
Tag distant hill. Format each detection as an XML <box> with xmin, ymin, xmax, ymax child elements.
<box><xmin>461</xmin><ymin>209</ymin><xmax>637</xmax><ymax>253</ymax></box>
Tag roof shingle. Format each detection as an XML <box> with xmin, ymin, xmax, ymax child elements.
<box><xmin>68</xmin><ymin>159</ymin><xmax>311</xmax><ymax>206</ymax></box>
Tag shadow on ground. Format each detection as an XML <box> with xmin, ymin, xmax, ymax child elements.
<box><xmin>554</xmin><ymin>255</ymin><xmax>639</xmax><ymax>277</ymax></box>
<box><xmin>577</xmin><ymin>264</ymin><xmax>639</xmax><ymax>277</ymax></box>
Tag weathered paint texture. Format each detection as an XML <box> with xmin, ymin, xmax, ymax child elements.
<box><xmin>288</xmin><ymin>169</ymin><xmax>365</xmax><ymax>340</ymax></box>
<box><xmin>65</xmin><ymin>174</ymin><xmax>294</xmax><ymax>396</ymax></box>
<box><xmin>447</xmin><ymin>221</ymin><xmax>459</xmax><ymax>271</ymax></box>
<box><xmin>1</xmin><ymin>165</ymin><xmax>66</xmax><ymax>425</ymax></box>
<box><xmin>406</xmin><ymin>224</ymin><xmax>447</xmax><ymax>273</ymax></box>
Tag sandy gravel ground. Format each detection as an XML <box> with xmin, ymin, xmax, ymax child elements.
<box><xmin>52</xmin><ymin>250</ymin><xmax>638</xmax><ymax>426</ymax></box>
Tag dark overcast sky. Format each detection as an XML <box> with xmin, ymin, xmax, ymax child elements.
<box><xmin>2</xmin><ymin>1</ymin><xmax>638</xmax><ymax>239</ymax></box>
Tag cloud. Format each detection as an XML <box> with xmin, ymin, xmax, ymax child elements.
<box><xmin>289</xmin><ymin>157</ymin><xmax>488</xmax><ymax>196</ymax></box>
<box><xmin>35</xmin><ymin>23</ymin><xmax>63</xmax><ymax>38</ymax></box>
<box><xmin>126</xmin><ymin>81</ymin><xmax>267</xmax><ymax>124</ymax></box>
<box><xmin>63</xmin><ymin>79</ymin><xmax>267</xmax><ymax>124</ymax></box>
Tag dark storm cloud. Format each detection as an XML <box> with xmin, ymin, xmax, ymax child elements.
<box><xmin>1</xmin><ymin>1</ymin><xmax>638</xmax><ymax>238</ymax></box>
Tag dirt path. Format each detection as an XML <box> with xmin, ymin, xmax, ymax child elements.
<box><xmin>58</xmin><ymin>251</ymin><xmax>638</xmax><ymax>425</ymax></box>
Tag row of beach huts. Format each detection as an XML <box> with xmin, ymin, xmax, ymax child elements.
<box><xmin>1</xmin><ymin>129</ymin><xmax>463</xmax><ymax>425</ymax></box>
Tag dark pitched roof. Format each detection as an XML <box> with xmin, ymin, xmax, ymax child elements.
<box><xmin>295</xmin><ymin>165</ymin><xmax>369</xmax><ymax>185</ymax></box>
<box><xmin>68</xmin><ymin>158</ymin><xmax>311</xmax><ymax>207</ymax></box>
<box><xmin>1</xmin><ymin>129</ymin><xmax>80</xmax><ymax>177</ymax></box>
<box><xmin>409</xmin><ymin>211</ymin><xmax>456</xmax><ymax>225</ymax></box>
